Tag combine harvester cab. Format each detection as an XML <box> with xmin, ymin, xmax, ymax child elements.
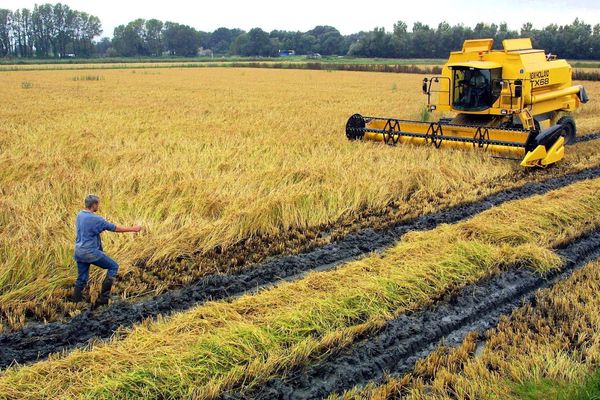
<box><xmin>346</xmin><ymin>38</ymin><xmax>589</xmax><ymax>167</ymax></box>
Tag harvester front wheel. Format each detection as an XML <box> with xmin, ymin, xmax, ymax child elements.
<box><xmin>557</xmin><ymin>116</ymin><xmax>576</xmax><ymax>144</ymax></box>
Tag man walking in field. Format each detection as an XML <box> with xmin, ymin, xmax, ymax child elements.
<box><xmin>72</xmin><ymin>195</ymin><xmax>142</xmax><ymax>307</ymax></box>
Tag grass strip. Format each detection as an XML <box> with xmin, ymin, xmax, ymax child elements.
<box><xmin>512</xmin><ymin>370</ymin><xmax>600</xmax><ymax>400</ymax></box>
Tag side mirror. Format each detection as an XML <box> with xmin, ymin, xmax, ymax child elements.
<box><xmin>422</xmin><ymin>78</ymin><xmax>428</xmax><ymax>94</ymax></box>
<box><xmin>514</xmin><ymin>80</ymin><xmax>523</xmax><ymax>98</ymax></box>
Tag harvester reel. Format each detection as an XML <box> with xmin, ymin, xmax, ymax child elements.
<box><xmin>382</xmin><ymin>119</ymin><xmax>402</xmax><ymax>145</ymax></box>
<box><xmin>473</xmin><ymin>127</ymin><xmax>491</xmax><ymax>151</ymax></box>
<box><xmin>426</xmin><ymin>124</ymin><xmax>444</xmax><ymax>148</ymax></box>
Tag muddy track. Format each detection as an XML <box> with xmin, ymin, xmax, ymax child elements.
<box><xmin>227</xmin><ymin>228</ymin><xmax>600</xmax><ymax>400</ymax></box>
<box><xmin>575</xmin><ymin>132</ymin><xmax>600</xmax><ymax>143</ymax></box>
<box><xmin>2</xmin><ymin>166</ymin><xmax>600</xmax><ymax>370</ymax></box>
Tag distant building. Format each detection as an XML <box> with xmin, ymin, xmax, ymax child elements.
<box><xmin>198</xmin><ymin>47</ymin><xmax>214</xmax><ymax>57</ymax></box>
<box><xmin>278</xmin><ymin>49</ymin><xmax>296</xmax><ymax>57</ymax></box>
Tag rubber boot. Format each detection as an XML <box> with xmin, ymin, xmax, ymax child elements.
<box><xmin>93</xmin><ymin>276</ymin><xmax>114</xmax><ymax>309</ymax></box>
<box><xmin>71</xmin><ymin>286</ymin><xmax>83</xmax><ymax>303</ymax></box>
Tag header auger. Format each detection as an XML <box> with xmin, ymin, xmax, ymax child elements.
<box><xmin>346</xmin><ymin>38</ymin><xmax>589</xmax><ymax>167</ymax></box>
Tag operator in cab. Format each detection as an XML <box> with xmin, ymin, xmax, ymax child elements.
<box><xmin>458</xmin><ymin>69</ymin><xmax>491</xmax><ymax>109</ymax></box>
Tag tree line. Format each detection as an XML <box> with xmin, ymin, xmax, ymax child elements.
<box><xmin>349</xmin><ymin>20</ymin><xmax>600</xmax><ymax>60</ymax></box>
<box><xmin>0</xmin><ymin>4</ymin><xmax>100</xmax><ymax>58</ymax></box>
<box><xmin>1</xmin><ymin>3</ymin><xmax>599</xmax><ymax>60</ymax></box>
<box><xmin>102</xmin><ymin>19</ymin><xmax>600</xmax><ymax>60</ymax></box>
<box><xmin>103</xmin><ymin>21</ymin><xmax>350</xmax><ymax>58</ymax></box>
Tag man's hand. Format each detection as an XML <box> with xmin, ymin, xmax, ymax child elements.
<box><xmin>115</xmin><ymin>225</ymin><xmax>143</xmax><ymax>233</ymax></box>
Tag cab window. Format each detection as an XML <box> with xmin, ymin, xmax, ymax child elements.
<box><xmin>452</xmin><ymin>67</ymin><xmax>502</xmax><ymax>111</ymax></box>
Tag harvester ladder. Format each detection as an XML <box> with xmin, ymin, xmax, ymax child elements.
<box><xmin>520</xmin><ymin>109</ymin><xmax>536</xmax><ymax>131</ymax></box>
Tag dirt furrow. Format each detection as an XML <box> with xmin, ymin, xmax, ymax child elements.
<box><xmin>575</xmin><ymin>132</ymin><xmax>600</xmax><ymax>143</ymax></box>
<box><xmin>1</xmin><ymin>165</ymin><xmax>600</xmax><ymax>370</ymax></box>
<box><xmin>228</xmin><ymin>228</ymin><xmax>600</xmax><ymax>400</ymax></box>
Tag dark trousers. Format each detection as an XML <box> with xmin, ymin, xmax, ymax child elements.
<box><xmin>75</xmin><ymin>253</ymin><xmax>119</xmax><ymax>289</ymax></box>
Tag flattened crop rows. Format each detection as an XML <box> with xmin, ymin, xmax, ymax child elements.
<box><xmin>2</xmin><ymin>162</ymin><xmax>600</xmax><ymax>370</ymax></box>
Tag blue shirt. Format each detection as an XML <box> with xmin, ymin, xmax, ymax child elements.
<box><xmin>74</xmin><ymin>210</ymin><xmax>116</xmax><ymax>262</ymax></box>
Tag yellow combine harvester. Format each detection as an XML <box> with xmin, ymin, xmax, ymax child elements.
<box><xmin>346</xmin><ymin>38</ymin><xmax>589</xmax><ymax>167</ymax></box>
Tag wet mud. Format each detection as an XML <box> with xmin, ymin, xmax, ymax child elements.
<box><xmin>575</xmin><ymin>132</ymin><xmax>600</xmax><ymax>143</ymax></box>
<box><xmin>228</xmin><ymin>228</ymin><xmax>600</xmax><ymax>400</ymax></box>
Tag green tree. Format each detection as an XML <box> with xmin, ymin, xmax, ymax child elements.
<box><xmin>410</xmin><ymin>22</ymin><xmax>435</xmax><ymax>57</ymax></box>
<box><xmin>307</xmin><ymin>26</ymin><xmax>343</xmax><ymax>55</ymax></box>
<box><xmin>145</xmin><ymin>19</ymin><xmax>163</xmax><ymax>56</ymax></box>
<box><xmin>231</xmin><ymin>28</ymin><xmax>276</xmax><ymax>56</ymax></box>
<box><xmin>247</xmin><ymin>27</ymin><xmax>276</xmax><ymax>56</ymax></box>
<box><xmin>521</xmin><ymin>22</ymin><xmax>534</xmax><ymax>37</ymax></box>
<box><xmin>71</xmin><ymin>12</ymin><xmax>101</xmax><ymax>57</ymax></box>
<box><xmin>230</xmin><ymin>32</ymin><xmax>248</xmax><ymax>55</ymax></box>
<box><xmin>113</xmin><ymin>19</ymin><xmax>148</xmax><ymax>56</ymax></box>
<box><xmin>392</xmin><ymin>21</ymin><xmax>409</xmax><ymax>56</ymax></box>
<box><xmin>592</xmin><ymin>24</ymin><xmax>600</xmax><ymax>59</ymax></box>
<box><xmin>349</xmin><ymin>27</ymin><xmax>395</xmax><ymax>57</ymax></box>
<box><xmin>32</xmin><ymin>4</ymin><xmax>54</xmax><ymax>57</ymax></box>
<box><xmin>163</xmin><ymin>22</ymin><xmax>199</xmax><ymax>56</ymax></box>
<box><xmin>94</xmin><ymin>37</ymin><xmax>111</xmax><ymax>56</ymax></box>
<box><xmin>209</xmin><ymin>27</ymin><xmax>244</xmax><ymax>54</ymax></box>
<box><xmin>0</xmin><ymin>9</ymin><xmax>12</xmax><ymax>56</ymax></box>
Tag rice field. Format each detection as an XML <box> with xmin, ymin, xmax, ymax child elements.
<box><xmin>4</xmin><ymin>67</ymin><xmax>597</xmax><ymax>332</ymax></box>
<box><xmin>2</xmin><ymin>64</ymin><xmax>600</xmax><ymax>399</ymax></box>
<box><xmin>0</xmin><ymin>68</ymin><xmax>511</xmax><ymax>329</ymax></box>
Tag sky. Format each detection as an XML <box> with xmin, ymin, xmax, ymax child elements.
<box><xmin>3</xmin><ymin>0</ymin><xmax>600</xmax><ymax>38</ymax></box>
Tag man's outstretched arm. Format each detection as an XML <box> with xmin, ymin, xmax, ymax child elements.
<box><xmin>114</xmin><ymin>225</ymin><xmax>143</xmax><ymax>233</ymax></box>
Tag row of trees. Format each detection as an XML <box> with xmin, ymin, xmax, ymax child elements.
<box><xmin>348</xmin><ymin>19</ymin><xmax>600</xmax><ymax>59</ymax></box>
<box><xmin>109</xmin><ymin>19</ymin><xmax>209</xmax><ymax>57</ymax></box>
<box><xmin>105</xmin><ymin>19</ymin><xmax>600</xmax><ymax>59</ymax></box>
<box><xmin>106</xmin><ymin>22</ymin><xmax>350</xmax><ymax>58</ymax></box>
<box><xmin>1</xmin><ymin>3</ymin><xmax>599</xmax><ymax>59</ymax></box>
<box><xmin>231</xmin><ymin>26</ymin><xmax>353</xmax><ymax>57</ymax></box>
<box><xmin>0</xmin><ymin>3</ymin><xmax>101</xmax><ymax>58</ymax></box>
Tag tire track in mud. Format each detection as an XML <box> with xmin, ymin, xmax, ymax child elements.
<box><xmin>227</xmin><ymin>228</ymin><xmax>600</xmax><ymax>400</ymax></box>
<box><xmin>575</xmin><ymin>132</ymin><xmax>600</xmax><ymax>143</ymax></box>
<box><xmin>2</xmin><ymin>166</ymin><xmax>600</xmax><ymax>370</ymax></box>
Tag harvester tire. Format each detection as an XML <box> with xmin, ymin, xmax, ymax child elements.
<box><xmin>557</xmin><ymin>116</ymin><xmax>576</xmax><ymax>144</ymax></box>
